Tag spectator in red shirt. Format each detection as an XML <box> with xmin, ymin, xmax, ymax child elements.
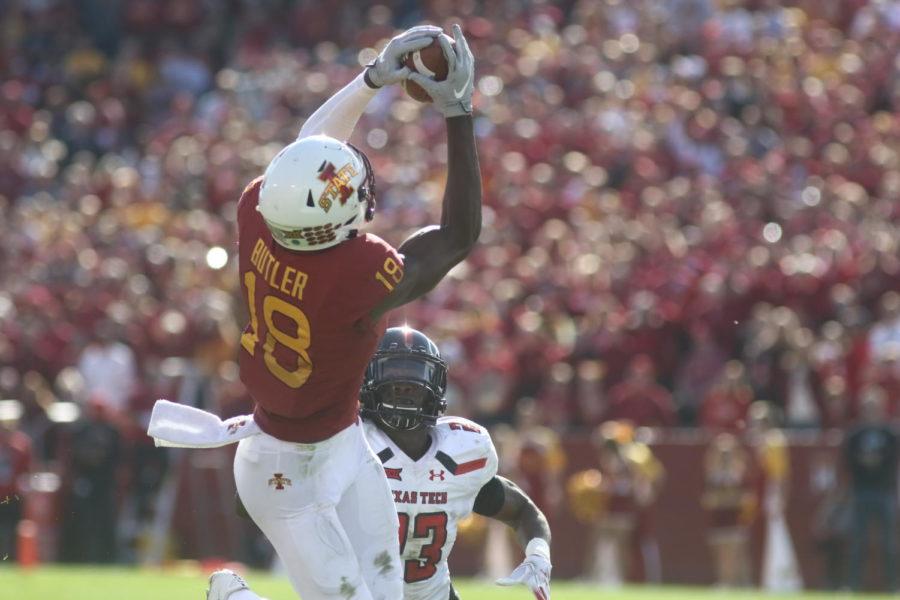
<box><xmin>604</xmin><ymin>355</ymin><xmax>677</xmax><ymax>427</ymax></box>
<box><xmin>700</xmin><ymin>361</ymin><xmax>755</xmax><ymax>431</ymax></box>
<box><xmin>674</xmin><ymin>322</ymin><xmax>728</xmax><ymax>425</ymax></box>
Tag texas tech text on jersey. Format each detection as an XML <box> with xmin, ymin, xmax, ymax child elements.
<box><xmin>363</xmin><ymin>416</ymin><xmax>498</xmax><ymax>600</ymax></box>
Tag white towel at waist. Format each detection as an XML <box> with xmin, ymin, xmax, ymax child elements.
<box><xmin>147</xmin><ymin>399</ymin><xmax>258</xmax><ymax>448</ymax></box>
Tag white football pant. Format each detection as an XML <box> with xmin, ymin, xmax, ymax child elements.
<box><xmin>234</xmin><ymin>421</ymin><xmax>402</xmax><ymax>600</ymax></box>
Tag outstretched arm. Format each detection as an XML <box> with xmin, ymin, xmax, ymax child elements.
<box><xmin>297</xmin><ymin>72</ymin><xmax>377</xmax><ymax>141</ymax></box>
<box><xmin>370</xmin><ymin>25</ymin><xmax>481</xmax><ymax>321</ymax></box>
<box><xmin>474</xmin><ymin>476</ymin><xmax>552</xmax><ymax>600</ymax></box>
<box><xmin>298</xmin><ymin>25</ymin><xmax>441</xmax><ymax>141</ymax></box>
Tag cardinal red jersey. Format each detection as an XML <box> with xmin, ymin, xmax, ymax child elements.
<box><xmin>237</xmin><ymin>177</ymin><xmax>403</xmax><ymax>443</ymax></box>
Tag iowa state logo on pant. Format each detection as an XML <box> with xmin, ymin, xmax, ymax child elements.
<box><xmin>268</xmin><ymin>473</ymin><xmax>292</xmax><ymax>490</ymax></box>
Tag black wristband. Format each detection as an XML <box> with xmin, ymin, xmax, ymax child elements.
<box><xmin>363</xmin><ymin>66</ymin><xmax>380</xmax><ymax>89</ymax></box>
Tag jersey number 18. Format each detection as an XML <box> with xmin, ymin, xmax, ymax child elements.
<box><xmin>240</xmin><ymin>271</ymin><xmax>313</xmax><ymax>388</ymax></box>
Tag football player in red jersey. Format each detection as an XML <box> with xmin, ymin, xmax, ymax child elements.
<box><xmin>209</xmin><ymin>25</ymin><xmax>481</xmax><ymax>600</ymax></box>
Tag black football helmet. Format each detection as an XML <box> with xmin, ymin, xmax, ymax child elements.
<box><xmin>361</xmin><ymin>327</ymin><xmax>448</xmax><ymax>430</ymax></box>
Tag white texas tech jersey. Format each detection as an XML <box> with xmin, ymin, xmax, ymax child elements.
<box><xmin>362</xmin><ymin>416</ymin><xmax>499</xmax><ymax>600</ymax></box>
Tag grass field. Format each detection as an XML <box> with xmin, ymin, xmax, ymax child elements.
<box><xmin>2</xmin><ymin>566</ymin><xmax>897</xmax><ymax>600</ymax></box>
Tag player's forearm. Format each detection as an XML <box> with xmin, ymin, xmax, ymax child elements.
<box><xmin>298</xmin><ymin>72</ymin><xmax>377</xmax><ymax>141</ymax></box>
<box><xmin>510</xmin><ymin>501</ymin><xmax>551</xmax><ymax>550</ymax></box>
<box><xmin>440</xmin><ymin>115</ymin><xmax>482</xmax><ymax>256</ymax></box>
<box><xmin>492</xmin><ymin>479</ymin><xmax>551</xmax><ymax>549</ymax></box>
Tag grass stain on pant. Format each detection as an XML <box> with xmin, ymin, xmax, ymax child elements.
<box><xmin>339</xmin><ymin>576</ymin><xmax>357</xmax><ymax>599</ymax></box>
<box><xmin>373</xmin><ymin>550</ymin><xmax>394</xmax><ymax>576</ymax></box>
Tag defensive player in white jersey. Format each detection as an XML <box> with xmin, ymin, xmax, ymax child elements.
<box><xmin>360</xmin><ymin>327</ymin><xmax>553</xmax><ymax>600</ymax></box>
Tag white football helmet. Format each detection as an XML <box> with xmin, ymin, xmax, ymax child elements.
<box><xmin>257</xmin><ymin>134</ymin><xmax>376</xmax><ymax>251</ymax></box>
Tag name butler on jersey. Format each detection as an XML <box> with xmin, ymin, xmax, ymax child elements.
<box><xmin>247</xmin><ymin>238</ymin><xmax>309</xmax><ymax>301</ymax></box>
<box><xmin>364</xmin><ymin>417</ymin><xmax>498</xmax><ymax>599</ymax></box>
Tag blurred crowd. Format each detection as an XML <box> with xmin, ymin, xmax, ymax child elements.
<box><xmin>2</xmin><ymin>0</ymin><xmax>900</xmax><ymax>577</ymax></box>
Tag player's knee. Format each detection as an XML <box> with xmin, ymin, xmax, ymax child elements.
<box><xmin>313</xmin><ymin>506</ymin><xmax>352</xmax><ymax>556</ymax></box>
<box><xmin>300</xmin><ymin>507</ymin><xmax>370</xmax><ymax>596</ymax></box>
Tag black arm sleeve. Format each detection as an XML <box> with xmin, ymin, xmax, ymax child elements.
<box><xmin>472</xmin><ymin>476</ymin><xmax>506</xmax><ymax>517</ymax></box>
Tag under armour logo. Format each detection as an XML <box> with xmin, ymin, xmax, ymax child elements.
<box><xmin>227</xmin><ymin>419</ymin><xmax>247</xmax><ymax>434</ymax></box>
<box><xmin>429</xmin><ymin>470</ymin><xmax>445</xmax><ymax>481</ymax></box>
<box><xmin>268</xmin><ymin>473</ymin><xmax>292</xmax><ymax>490</ymax></box>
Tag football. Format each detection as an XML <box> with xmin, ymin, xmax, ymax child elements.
<box><xmin>403</xmin><ymin>33</ymin><xmax>454</xmax><ymax>103</ymax></box>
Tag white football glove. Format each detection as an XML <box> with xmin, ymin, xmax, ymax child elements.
<box><xmin>406</xmin><ymin>24</ymin><xmax>474</xmax><ymax>118</ymax></box>
<box><xmin>365</xmin><ymin>25</ymin><xmax>444</xmax><ymax>88</ymax></box>
<box><xmin>496</xmin><ymin>539</ymin><xmax>552</xmax><ymax>600</ymax></box>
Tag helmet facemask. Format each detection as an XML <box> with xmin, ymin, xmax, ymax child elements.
<box><xmin>373</xmin><ymin>381</ymin><xmax>437</xmax><ymax>431</ymax></box>
<box><xmin>361</xmin><ymin>352</ymin><xmax>447</xmax><ymax>431</ymax></box>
